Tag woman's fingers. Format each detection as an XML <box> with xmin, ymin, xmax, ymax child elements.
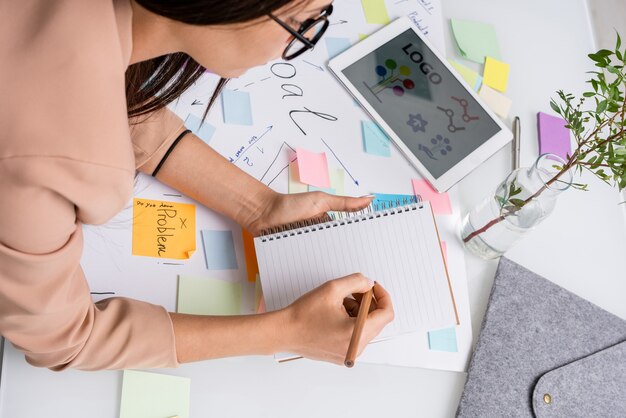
<box><xmin>343</xmin><ymin>297</ymin><xmax>360</xmax><ymax>317</ymax></box>
<box><xmin>317</xmin><ymin>193</ymin><xmax>374</xmax><ymax>213</ymax></box>
<box><xmin>364</xmin><ymin>282</ymin><xmax>395</xmax><ymax>335</ymax></box>
<box><xmin>326</xmin><ymin>273</ymin><xmax>374</xmax><ymax>300</ymax></box>
<box><xmin>282</xmin><ymin>274</ymin><xmax>394</xmax><ymax>366</ymax></box>
<box><xmin>349</xmin><ymin>292</ymin><xmax>378</xmax><ymax>313</ymax></box>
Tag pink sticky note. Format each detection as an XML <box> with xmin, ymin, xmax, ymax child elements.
<box><xmin>412</xmin><ymin>179</ymin><xmax>452</xmax><ymax>215</ymax></box>
<box><xmin>440</xmin><ymin>241</ymin><xmax>448</xmax><ymax>264</ymax></box>
<box><xmin>537</xmin><ymin>112</ymin><xmax>571</xmax><ymax>161</ymax></box>
<box><xmin>296</xmin><ymin>148</ymin><xmax>331</xmax><ymax>188</ymax></box>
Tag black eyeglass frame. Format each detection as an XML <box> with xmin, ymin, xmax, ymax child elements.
<box><xmin>270</xmin><ymin>4</ymin><xmax>333</xmax><ymax>60</ymax></box>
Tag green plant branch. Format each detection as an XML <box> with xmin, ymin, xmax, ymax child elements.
<box><xmin>463</xmin><ymin>34</ymin><xmax>626</xmax><ymax>245</ymax></box>
<box><xmin>462</xmin><ymin>160</ymin><xmax>574</xmax><ymax>243</ymax></box>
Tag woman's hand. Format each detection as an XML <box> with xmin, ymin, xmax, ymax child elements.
<box><xmin>244</xmin><ymin>191</ymin><xmax>374</xmax><ymax>235</ymax></box>
<box><xmin>277</xmin><ymin>274</ymin><xmax>394</xmax><ymax>365</ymax></box>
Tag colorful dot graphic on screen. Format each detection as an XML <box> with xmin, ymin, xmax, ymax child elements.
<box><xmin>364</xmin><ymin>59</ymin><xmax>415</xmax><ymax>102</ymax></box>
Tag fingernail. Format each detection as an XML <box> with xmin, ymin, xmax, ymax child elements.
<box><xmin>359</xmin><ymin>194</ymin><xmax>376</xmax><ymax>198</ymax></box>
<box><xmin>368</xmin><ymin>279</ymin><xmax>375</xmax><ymax>287</ymax></box>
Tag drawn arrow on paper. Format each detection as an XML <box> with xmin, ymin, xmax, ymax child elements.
<box><xmin>191</xmin><ymin>99</ymin><xmax>204</xmax><ymax>106</ymax></box>
<box><xmin>257</xmin><ymin>125</ymin><xmax>273</xmax><ymax>139</ymax></box>
<box><xmin>260</xmin><ymin>141</ymin><xmax>297</xmax><ymax>185</ymax></box>
<box><xmin>302</xmin><ymin>60</ymin><xmax>325</xmax><ymax>72</ymax></box>
<box><xmin>320</xmin><ymin>137</ymin><xmax>360</xmax><ymax>186</ymax></box>
<box><xmin>330</xmin><ymin>20</ymin><xmax>348</xmax><ymax>26</ymax></box>
<box><xmin>231</xmin><ymin>125</ymin><xmax>274</xmax><ymax>163</ymax></box>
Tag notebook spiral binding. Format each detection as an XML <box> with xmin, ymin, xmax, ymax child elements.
<box><xmin>259</xmin><ymin>196</ymin><xmax>423</xmax><ymax>242</ymax></box>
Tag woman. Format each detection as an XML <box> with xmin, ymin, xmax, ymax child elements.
<box><xmin>0</xmin><ymin>0</ymin><xmax>394</xmax><ymax>371</ymax></box>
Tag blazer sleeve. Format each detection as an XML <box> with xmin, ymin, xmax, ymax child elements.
<box><xmin>0</xmin><ymin>158</ymin><xmax>180</xmax><ymax>371</ymax></box>
<box><xmin>130</xmin><ymin>107</ymin><xmax>186</xmax><ymax>172</ymax></box>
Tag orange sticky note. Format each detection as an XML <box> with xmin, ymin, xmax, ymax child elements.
<box><xmin>132</xmin><ymin>198</ymin><xmax>196</xmax><ymax>259</ymax></box>
<box><xmin>295</xmin><ymin>148</ymin><xmax>331</xmax><ymax>188</ymax></box>
<box><xmin>483</xmin><ymin>57</ymin><xmax>510</xmax><ymax>93</ymax></box>
<box><xmin>411</xmin><ymin>179</ymin><xmax>452</xmax><ymax>215</ymax></box>
<box><xmin>257</xmin><ymin>296</ymin><xmax>267</xmax><ymax>314</ymax></box>
<box><xmin>242</xmin><ymin>229</ymin><xmax>259</xmax><ymax>282</ymax></box>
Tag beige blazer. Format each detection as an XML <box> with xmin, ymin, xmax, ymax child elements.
<box><xmin>0</xmin><ymin>0</ymin><xmax>187</xmax><ymax>370</ymax></box>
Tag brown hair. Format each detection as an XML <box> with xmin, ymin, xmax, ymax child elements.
<box><xmin>126</xmin><ymin>0</ymin><xmax>306</xmax><ymax>121</ymax></box>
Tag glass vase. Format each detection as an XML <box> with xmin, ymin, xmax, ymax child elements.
<box><xmin>461</xmin><ymin>153</ymin><xmax>573</xmax><ymax>259</ymax></box>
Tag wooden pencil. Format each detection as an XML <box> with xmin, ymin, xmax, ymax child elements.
<box><xmin>344</xmin><ymin>287</ymin><xmax>374</xmax><ymax>367</ymax></box>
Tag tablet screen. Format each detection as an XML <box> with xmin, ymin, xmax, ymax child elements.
<box><xmin>342</xmin><ymin>29</ymin><xmax>501</xmax><ymax>179</ymax></box>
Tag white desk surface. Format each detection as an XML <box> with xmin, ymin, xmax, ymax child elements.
<box><xmin>2</xmin><ymin>0</ymin><xmax>625</xmax><ymax>417</ymax></box>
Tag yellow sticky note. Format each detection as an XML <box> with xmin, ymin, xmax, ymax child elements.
<box><xmin>177</xmin><ymin>275</ymin><xmax>242</xmax><ymax>315</ymax></box>
<box><xmin>361</xmin><ymin>0</ymin><xmax>390</xmax><ymax>25</ymax></box>
<box><xmin>120</xmin><ymin>370</ymin><xmax>190</xmax><ymax>418</ymax></box>
<box><xmin>132</xmin><ymin>198</ymin><xmax>196</xmax><ymax>259</ymax></box>
<box><xmin>330</xmin><ymin>168</ymin><xmax>345</xmax><ymax>196</ymax></box>
<box><xmin>358</xmin><ymin>33</ymin><xmax>369</xmax><ymax>41</ymax></box>
<box><xmin>288</xmin><ymin>160</ymin><xmax>308</xmax><ymax>194</ymax></box>
<box><xmin>448</xmin><ymin>59</ymin><xmax>482</xmax><ymax>91</ymax></box>
<box><xmin>483</xmin><ymin>57</ymin><xmax>510</xmax><ymax>93</ymax></box>
<box><xmin>478</xmin><ymin>84</ymin><xmax>512</xmax><ymax>119</ymax></box>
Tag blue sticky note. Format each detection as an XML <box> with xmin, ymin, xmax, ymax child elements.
<box><xmin>309</xmin><ymin>185</ymin><xmax>336</xmax><ymax>195</ymax></box>
<box><xmin>201</xmin><ymin>230</ymin><xmax>238</xmax><ymax>270</ymax></box>
<box><xmin>372</xmin><ymin>193</ymin><xmax>415</xmax><ymax>210</ymax></box>
<box><xmin>474</xmin><ymin>75</ymin><xmax>483</xmax><ymax>91</ymax></box>
<box><xmin>325</xmin><ymin>37</ymin><xmax>352</xmax><ymax>59</ymax></box>
<box><xmin>361</xmin><ymin>121</ymin><xmax>391</xmax><ymax>157</ymax></box>
<box><xmin>221</xmin><ymin>90</ymin><xmax>253</xmax><ymax>126</ymax></box>
<box><xmin>428</xmin><ymin>327</ymin><xmax>458</xmax><ymax>352</ymax></box>
<box><xmin>184</xmin><ymin>114</ymin><xmax>216</xmax><ymax>144</ymax></box>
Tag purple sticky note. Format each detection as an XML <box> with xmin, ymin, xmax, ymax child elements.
<box><xmin>537</xmin><ymin>112</ymin><xmax>571</xmax><ymax>161</ymax></box>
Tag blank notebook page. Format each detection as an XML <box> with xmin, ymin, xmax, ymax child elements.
<box><xmin>254</xmin><ymin>202</ymin><xmax>458</xmax><ymax>337</ymax></box>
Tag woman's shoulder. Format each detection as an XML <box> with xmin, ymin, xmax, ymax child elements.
<box><xmin>0</xmin><ymin>0</ymin><xmax>136</xmax><ymax>224</ymax></box>
<box><xmin>0</xmin><ymin>0</ymin><xmax>135</xmax><ymax>170</ymax></box>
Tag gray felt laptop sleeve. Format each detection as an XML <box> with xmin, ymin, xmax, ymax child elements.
<box><xmin>456</xmin><ymin>257</ymin><xmax>626</xmax><ymax>417</ymax></box>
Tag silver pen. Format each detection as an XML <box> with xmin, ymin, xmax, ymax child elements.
<box><xmin>512</xmin><ymin>116</ymin><xmax>521</xmax><ymax>170</ymax></box>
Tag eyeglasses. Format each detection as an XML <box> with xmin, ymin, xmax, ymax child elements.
<box><xmin>270</xmin><ymin>4</ymin><xmax>333</xmax><ymax>61</ymax></box>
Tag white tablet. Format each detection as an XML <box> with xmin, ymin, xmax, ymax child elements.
<box><xmin>328</xmin><ymin>17</ymin><xmax>512</xmax><ymax>192</ymax></box>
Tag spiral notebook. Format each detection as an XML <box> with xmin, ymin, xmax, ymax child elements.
<box><xmin>254</xmin><ymin>199</ymin><xmax>459</xmax><ymax>340</ymax></box>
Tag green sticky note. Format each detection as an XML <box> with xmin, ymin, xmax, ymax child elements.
<box><xmin>309</xmin><ymin>185</ymin><xmax>336</xmax><ymax>195</ymax></box>
<box><xmin>177</xmin><ymin>275</ymin><xmax>242</xmax><ymax>315</ymax></box>
<box><xmin>361</xmin><ymin>0</ymin><xmax>390</xmax><ymax>25</ymax></box>
<box><xmin>120</xmin><ymin>370</ymin><xmax>190</xmax><ymax>418</ymax></box>
<box><xmin>428</xmin><ymin>327</ymin><xmax>458</xmax><ymax>352</ymax></box>
<box><xmin>450</xmin><ymin>19</ymin><xmax>501</xmax><ymax>64</ymax></box>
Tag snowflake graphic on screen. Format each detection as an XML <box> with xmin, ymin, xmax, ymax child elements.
<box><xmin>407</xmin><ymin>113</ymin><xmax>428</xmax><ymax>133</ymax></box>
